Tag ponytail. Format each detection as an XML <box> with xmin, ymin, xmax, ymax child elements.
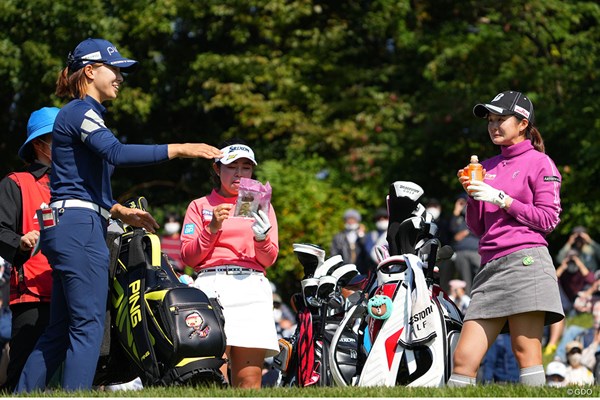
<box><xmin>526</xmin><ymin>124</ymin><xmax>545</xmax><ymax>153</ymax></box>
<box><xmin>55</xmin><ymin>66</ymin><xmax>90</xmax><ymax>100</ymax></box>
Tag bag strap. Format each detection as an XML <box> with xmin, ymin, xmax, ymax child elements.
<box><xmin>124</xmin><ymin>228</ymin><xmax>162</xmax><ymax>383</ymax></box>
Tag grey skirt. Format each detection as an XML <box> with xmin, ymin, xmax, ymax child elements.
<box><xmin>465</xmin><ymin>246</ymin><xmax>564</xmax><ymax>333</ymax></box>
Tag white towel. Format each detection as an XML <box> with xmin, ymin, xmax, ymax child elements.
<box><xmin>398</xmin><ymin>254</ymin><xmax>437</xmax><ymax>348</ymax></box>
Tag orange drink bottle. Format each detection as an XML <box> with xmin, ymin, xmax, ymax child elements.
<box><xmin>463</xmin><ymin>155</ymin><xmax>483</xmax><ymax>194</ymax></box>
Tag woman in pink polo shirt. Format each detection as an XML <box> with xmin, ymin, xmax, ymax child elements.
<box><xmin>180</xmin><ymin>139</ymin><xmax>279</xmax><ymax>388</ymax></box>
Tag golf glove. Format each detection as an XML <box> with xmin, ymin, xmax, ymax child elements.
<box><xmin>467</xmin><ymin>180</ymin><xmax>509</xmax><ymax>209</ymax></box>
<box><xmin>251</xmin><ymin>210</ymin><xmax>272</xmax><ymax>241</ymax></box>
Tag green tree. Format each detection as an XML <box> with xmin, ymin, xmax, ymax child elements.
<box><xmin>2</xmin><ymin>0</ymin><xmax>600</xmax><ymax>296</ymax></box>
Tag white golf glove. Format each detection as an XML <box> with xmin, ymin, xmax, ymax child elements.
<box><xmin>467</xmin><ymin>180</ymin><xmax>509</xmax><ymax>209</ymax></box>
<box><xmin>251</xmin><ymin>210</ymin><xmax>272</xmax><ymax>241</ymax></box>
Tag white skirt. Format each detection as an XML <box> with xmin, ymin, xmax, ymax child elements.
<box><xmin>193</xmin><ymin>270</ymin><xmax>280</xmax><ymax>358</ymax></box>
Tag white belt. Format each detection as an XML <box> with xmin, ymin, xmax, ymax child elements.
<box><xmin>50</xmin><ymin>199</ymin><xmax>111</xmax><ymax>220</ymax></box>
<box><xmin>198</xmin><ymin>266</ymin><xmax>263</xmax><ymax>275</ymax></box>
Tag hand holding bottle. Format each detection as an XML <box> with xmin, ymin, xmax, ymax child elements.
<box><xmin>458</xmin><ymin>155</ymin><xmax>485</xmax><ymax>195</ymax></box>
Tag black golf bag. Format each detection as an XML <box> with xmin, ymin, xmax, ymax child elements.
<box><xmin>272</xmin><ymin>244</ymin><xmax>361</xmax><ymax>387</ymax></box>
<box><xmin>94</xmin><ymin>198</ymin><xmax>227</xmax><ymax>387</ymax></box>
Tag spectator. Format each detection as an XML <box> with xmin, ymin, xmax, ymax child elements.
<box><xmin>447</xmin><ymin>193</ymin><xmax>481</xmax><ymax>294</ymax></box>
<box><xmin>364</xmin><ymin>208</ymin><xmax>389</xmax><ymax>266</ymax></box>
<box><xmin>425</xmin><ymin>198</ymin><xmax>451</xmax><ymax>246</ymax></box>
<box><xmin>0</xmin><ymin>107</ymin><xmax>58</xmax><ymax>392</ymax></box>
<box><xmin>330</xmin><ymin>209</ymin><xmax>370</xmax><ymax>274</ymax></box>
<box><xmin>551</xmin><ymin>273</ymin><xmax>600</xmax><ymax>364</ymax></box>
<box><xmin>0</xmin><ymin>263</ymin><xmax>10</xmax><ymax>387</ymax></box>
<box><xmin>0</xmin><ymin>298</ymin><xmax>10</xmax><ymax>389</ymax></box>
<box><xmin>556</xmin><ymin>226</ymin><xmax>600</xmax><ymax>273</ymax></box>
<box><xmin>564</xmin><ymin>341</ymin><xmax>594</xmax><ymax>385</ymax></box>
<box><xmin>448</xmin><ymin>279</ymin><xmax>471</xmax><ymax>315</ymax></box>
<box><xmin>544</xmin><ymin>248</ymin><xmax>594</xmax><ymax>358</ymax></box>
<box><xmin>273</xmin><ymin>293</ymin><xmax>296</xmax><ymax>340</ymax></box>
<box><xmin>545</xmin><ymin>360</ymin><xmax>567</xmax><ymax>387</ymax></box>
<box><xmin>480</xmin><ymin>333</ymin><xmax>519</xmax><ymax>384</ymax></box>
<box><xmin>0</xmin><ymin>273</ymin><xmax>10</xmax><ymax>348</ymax></box>
<box><xmin>160</xmin><ymin>212</ymin><xmax>185</xmax><ymax>273</ymax></box>
<box><xmin>557</xmin><ymin>249</ymin><xmax>595</xmax><ymax>314</ymax></box>
<box><xmin>580</xmin><ymin>327</ymin><xmax>599</xmax><ymax>384</ymax></box>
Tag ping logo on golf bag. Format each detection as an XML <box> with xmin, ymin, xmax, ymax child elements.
<box><xmin>185</xmin><ymin>311</ymin><xmax>211</xmax><ymax>339</ymax></box>
<box><xmin>129</xmin><ymin>280</ymin><xmax>143</xmax><ymax>327</ymax></box>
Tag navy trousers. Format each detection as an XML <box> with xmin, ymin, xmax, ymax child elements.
<box><xmin>16</xmin><ymin>208</ymin><xmax>108</xmax><ymax>392</ymax></box>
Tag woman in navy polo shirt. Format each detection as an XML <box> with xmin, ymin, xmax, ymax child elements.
<box><xmin>16</xmin><ymin>38</ymin><xmax>222</xmax><ymax>392</ymax></box>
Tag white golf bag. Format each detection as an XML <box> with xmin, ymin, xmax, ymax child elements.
<box><xmin>328</xmin><ymin>181</ymin><xmax>463</xmax><ymax>387</ymax></box>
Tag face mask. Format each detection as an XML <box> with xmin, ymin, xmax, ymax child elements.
<box><xmin>376</xmin><ymin>220</ymin><xmax>389</xmax><ymax>232</ymax></box>
<box><xmin>35</xmin><ymin>139</ymin><xmax>52</xmax><ymax>165</ymax></box>
<box><xmin>164</xmin><ymin>222</ymin><xmax>181</xmax><ymax>235</ymax></box>
<box><xmin>345</xmin><ymin>223</ymin><xmax>360</xmax><ymax>231</ymax></box>
<box><xmin>567</xmin><ymin>262</ymin><xmax>578</xmax><ymax>274</ymax></box>
<box><xmin>426</xmin><ymin>207</ymin><xmax>441</xmax><ymax>220</ymax></box>
<box><xmin>273</xmin><ymin>308</ymin><xmax>282</xmax><ymax>321</ymax></box>
<box><xmin>567</xmin><ymin>352</ymin><xmax>582</xmax><ymax>366</ymax></box>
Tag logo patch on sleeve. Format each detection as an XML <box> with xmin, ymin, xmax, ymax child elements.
<box><xmin>183</xmin><ymin>223</ymin><xmax>195</xmax><ymax>234</ymax></box>
<box><xmin>543</xmin><ymin>176</ymin><xmax>560</xmax><ymax>182</ymax></box>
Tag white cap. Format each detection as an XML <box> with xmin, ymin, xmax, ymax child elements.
<box><xmin>545</xmin><ymin>361</ymin><xmax>566</xmax><ymax>378</ymax></box>
<box><xmin>217</xmin><ymin>144</ymin><xmax>257</xmax><ymax>165</ymax></box>
<box><xmin>449</xmin><ymin>279</ymin><xmax>467</xmax><ymax>289</ymax></box>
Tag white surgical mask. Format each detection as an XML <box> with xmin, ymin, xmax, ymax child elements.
<box><xmin>567</xmin><ymin>352</ymin><xmax>582</xmax><ymax>366</ymax></box>
<box><xmin>376</xmin><ymin>220</ymin><xmax>389</xmax><ymax>232</ymax></box>
<box><xmin>35</xmin><ymin>139</ymin><xmax>52</xmax><ymax>166</ymax></box>
<box><xmin>345</xmin><ymin>223</ymin><xmax>360</xmax><ymax>231</ymax></box>
<box><xmin>164</xmin><ymin>222</ymin><xmax>181</xmax><ymax>235</ymax></box>
<box><xmin>273</xmin><ymin>308</ymin><xmax>282</xmax><ymax>321</ymax></box>
<box><xmin>426</xmin><ymin>207</ymin><xmax>441</xmax><ymax>220</ymax></box>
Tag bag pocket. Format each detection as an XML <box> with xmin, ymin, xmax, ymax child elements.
<box><xmin>161</xmin><ymin>287</ymin><xmax>226</xmax><ymax>362</ymax></box>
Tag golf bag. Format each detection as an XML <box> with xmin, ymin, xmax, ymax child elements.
<box><xmin>94</xmin><ymin>198</ymin><xmax>227</xmax><ymax>387</ymax></box>
<box><xmin>330</xmin><ymin>181</ymin><xmax>463</xmax><ymax>387</ymax></box>
<box><xmin>272</xmin><ymin>244</ymin><xmax>361</xmax><ymax>387</ymax></box>
<box><xmin>275</xmin><ymin>181</ymin><xmax>462</xmax><ymax>388</ymax></box>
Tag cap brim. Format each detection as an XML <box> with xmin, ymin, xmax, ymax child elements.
<box><xmin>346</xmin><ymin>273</ymin><xmax>368</xmax><ymax>287</ymax></box>
<box><xmin>219</xmin><ymin>156</ymin><xmax>257</xmax><ymax>165</ymax></box>
<box><xmin>473</xmin><ymin>103</ymin><xmax>513</xmax><ymax>119</ymax></box>
<box><xmin>106</xmin><ymin>59</ymin><xmax>138</xmax><ymax>71</ymax></box>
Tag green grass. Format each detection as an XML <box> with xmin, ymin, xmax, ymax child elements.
<box><xmin>8</xmin><ymin>315</ymin><xmax>596</xmax><ymax>397</ymax></box>
<box><xmin>6</xmin><ymin>383</ymin><xmax>600</xmax><ymax>398</ymax></box>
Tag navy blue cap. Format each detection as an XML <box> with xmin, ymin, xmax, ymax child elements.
<box><xmin>68</xmin><ymin>38</ymin><xmax>138</xmax><ymax>72</ymax></box>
